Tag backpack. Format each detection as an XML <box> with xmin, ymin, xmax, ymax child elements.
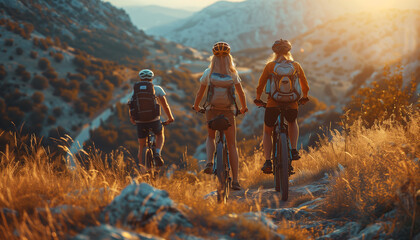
<box><xmin>266</xmin><ymin>60</ymin><xmax>302</xmax><ymax>103</ymax></box>
<box><xmin>204</xmin><ymin>72</ymin><xmax>239</xmax><ymax>113</ymax></box>
<box><xmin>128</xmin><ymin>81</ymin><xmax>160</xmax><ymax>122</ymax></box>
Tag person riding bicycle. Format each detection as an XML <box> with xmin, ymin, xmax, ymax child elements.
<box><xmin>193</xmin><ymin>41</ymin><xmax>248</xmax><ymax>190</ymax></box>
<box><xmin>255</xmin><ymin>39</ymin><xmax>310</xmax><ymax>174</ymax></box>
<box><xmin>128</xmin><ymin>69</ymin><xmax>174</xmax><ymax>169</ymax></box>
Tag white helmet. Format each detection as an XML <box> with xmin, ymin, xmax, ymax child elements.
<box><xmin>138</xmin><ymin>69</ymin><xmax>154</xmax><ymax>80</ymax></box>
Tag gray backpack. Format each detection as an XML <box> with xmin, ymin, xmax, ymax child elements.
<box><xmin>266</xmin><ymin>60</ymin><xmax>302</xmax><ymax>103</ymax></box>
<box><xmin>204</xmin><ymin>72</ymin><xmax>239</xmax><ymax>114</ymax></box>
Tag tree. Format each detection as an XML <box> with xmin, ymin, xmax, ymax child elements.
<box><xmin>32</xmin><ymin>91</ymin><xmax>44</xmax><ymax>104</ymax></box>
<box><xmin>0</xmin><ymin>65</ymin><xmax>7</xmax><ymax>80</ymax></box>
<box><xmin>30</xmin><ymin>51</ymin><xmax>38</xmax><ymax>59</ymax></box>
<box><xmin>54</xmin><ymin>52</ymin><xmax>64</xmax><ymax>63</ymax></box>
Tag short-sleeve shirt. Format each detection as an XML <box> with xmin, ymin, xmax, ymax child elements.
<box><xmin>132</xmin><ymin>84</ymin><xmax>166</xmax><ymax>123</ymax></box>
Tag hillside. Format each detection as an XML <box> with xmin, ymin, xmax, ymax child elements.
<box><xmin>123</xmin><ymin>5</ymin><xmax>194</xmax><ymax>30</ymax></box>
<box><xmin>235</xmin><ymin>9</ymin><xmax>420</xmax><ymax>107</ymax></box>
<box><xmin>147</xmin><ymin>0</ymin><xmax>351</xmax><ymax>51</ymax></box>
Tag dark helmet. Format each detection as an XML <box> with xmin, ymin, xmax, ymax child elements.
<box><xmin>272</xmin><ymin>39</ymin><xmax>292</xmax><ymax>53</ymax></box>
<box><xmin>138</xmin><ymin>69</ymin><xmax>154</xmax><ymax>80</ymax></box>
<box><xmin>212</xmin><ymin>41</ymin><xmax>230</xmax><ymax>57</ymax></box>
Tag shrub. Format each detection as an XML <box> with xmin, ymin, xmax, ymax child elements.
<box><xmin>7</xmin><ymin>106</ymin><xmax>25</xmax><ymax>125</ymax></box>
<box><xmin>14</xmin><ymin>64</ymin><xmax>25</xmax><ymax>76</ymax></box>
<box><xmin>0</xmin><ymin>65</ymin><xmax>7</xmax><ymax>80</ymax></box>
<box><xmin>42</xmin><ymin>67</ymin><xmax>58</xmax><ymax>80</ymax></box>
<box><xmin>29</xmin><ymin>108</ymin><xmax>45</xmax><ymax>127</ymax></box>
<box><xmin>60</xmin><ymin>89</ymin><xmax>78</xmax><ymax>102</ymax></box>
<box><xmin>52</xmin><ymin>107</ymin><xmax>62</xmax><ymax>117</ymax></box>
<box><xmin>47</xmin><ymin>116</ymin><xmax>56</xmax><ymax>125</ymax></box>
<box><xmin>73</xmin><ymin>55</ymin><xmax>91</xmax><ymax>68</ymax></box>
<box><xmin>15</xmin><ymin>47</ymin><xmax>23</xmax><ymax>55</ymax></box>
<box><xmin>32</xmin><ymin>91</ymin><xmax>44</xmax><ymax>104</ymax></box>
<box><xmin>20</xmin><ymin>71</ymin><xmax>31</xmax><ymax>82</ymax></box>
<box><xmin>68</xmin><ymin>73</ymin><xmax>86</xmax><ymax>81</ymax></box>
<box><xmin>16</xmin><ymin>99</ymin><xmax>33</xmax><ymax>112</ymax></box>
<box><xmin>38</xmin><ymin>58</ymin><xmax>51</xmax><ymax>70</ymax></box>
<box><xmin>9</xmin><ymin>56</ymin><xmax>13</xmax><ymax>60</ymax></box>
<box><xmin>93</xmin><ymin>71</ymin><xmax>103</xmax><ymax>81</ymax></box>
<box><xmin>4</xmin><ymin>39</ymin><xmax>13</xmax><ymax>46</ymax></box>
<box><xmin>54</xmin><ymin>52</ymin><xmax>64</xmax><ymax>63</ymax></box>
<box><xmin>344</xmin><ymin>65</ymin><xmax>418</xmax><ymax>127</ymax></box>
<box><xmin>30</xmin><ymin>51</ymin><xmax>38</xmax><ymax>59</ymax></box>
<box><xmin>31</xmin><ymin>75</ymin><xmax>49</xmax><ymax>90</ymax></box>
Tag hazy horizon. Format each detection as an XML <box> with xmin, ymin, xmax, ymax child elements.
<box><xmin>104</xmin><ymin>0</ymin><xmax>245</xmax><ymax>11</ymax></box>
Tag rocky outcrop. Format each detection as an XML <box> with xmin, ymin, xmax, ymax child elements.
<box><xmin>71</xmin><ymin>224</ymin><xmax>163</xmax><ymax>240</ymax></box>
<box><xmin>100</xmin><ymin>182</ymin><xmax>192</xmax><ymax>231</ymax></box>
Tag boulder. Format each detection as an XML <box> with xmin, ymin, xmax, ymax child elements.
<box><xmin>348</xmin><ymin>222</ymin><xmax>388</xmax><ymax>240</ymax></box>
<box><xmin>263</xmin><ymin>207</ymin><xmax>315</xmax><ymax>221</ymax></box>
<box><xmin>71</xmin><ymin>224</ymin><xmax>163</xmax><ymax>240</ymax></box>
<box><xmin>316</xmin><ymin>222</ymin><xmax>361</xmax><ymax>240</ymax></box>
<box><xmin>100</xmin><ymin>182</ymin><xmax>191</xmax><ymax>231</ymax></box>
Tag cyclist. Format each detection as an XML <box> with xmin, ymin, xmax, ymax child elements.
<box><xmin>255</xmin><ymin>39</ymin><xmax>310</xmax><ymax>174</ymax></box>
<box><xmin>129</xmin><ymin>69</ymin><xmax>174</xmax><ymax>169</ymax></box>
<box><xmin>193</xmin><ymin>41</ymin><xmax>248</xmax><ymax>190</ymax></box>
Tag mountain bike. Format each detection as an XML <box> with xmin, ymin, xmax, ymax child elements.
<box><xmin>254</xmin><ymin>99</ymin><xmax>301</xmax><ymax>201</ymax></box>
<box><xmin>196</xmin><ymin>108</ymin><xmax>233</xmax><ymax>204</ymax></box>
<box><xmin>142</xmin><ymin>121</ymin><xmax>169</xmax><ymax>178</ymax></box>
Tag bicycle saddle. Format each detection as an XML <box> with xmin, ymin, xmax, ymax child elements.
<box><xmin>208</xmin><ymin>115</ymin><xmax>231</xmax><ymax>131</ymax></box>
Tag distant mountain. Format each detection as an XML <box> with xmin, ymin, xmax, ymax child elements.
<box><xmin>148</xmin><ymin>0</ymin><xmax>350</xmax><ymax>51</ymax></box>
<box><xmin>123</xmin><ymin>5</ymin><xmax>194</xmax><ymax>30</ymax></box>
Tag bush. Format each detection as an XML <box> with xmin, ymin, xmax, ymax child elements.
<box><xmin>68</xmin><ymin>73</ymin><xmax>86</xmax><ymax>81</ymax></box>
<box><xmin>42</xmin><ymin>67</ymin><xmax>58</xmax><ymax>80</ymax></box>
<box><xmin>30</xmin><ymin>51</ymin><xmax>38</xmax><ymax>59</ymax></box>
<box><xmin>4</xmin><ymin>39</ymin><xmax>13</xmax><ymax>46</ymax></box>
<box><xmin>47</xmin><ymin>116</ymin><xmax>56</xmax><ymax>125</ymax></box>
<box><xmin>38</xmin><ymin>58</ymin><xmax>51</xmax><ymax>70</ymax></box>
<box><xmin>15</xmin><ymin>47</ymin><xmax>23</xmax><ymax>55</ymax></box>
<box><xmin>16</xmin><ymin>99</ymin><xmax>33</xmax><ymax>112</ymax></box>
<box><xmin>31</xmin><ymin>75</ymin><xmax>49</xmax><ymax>90</ymax></box>
<box><xmin>32</xmin><ymin>91</ymin><xmax>44</xmax><ymax>104</ymax></box>
<box><xmin>344</xmin><ymin>65</ymin><xmax>418</xmax><ymax>127</ymax></box>
<box><xmin>54</xmin><ymin>52</ymin><xmax>64</xmax><ymax>63</ymax></box>
<box><xmin>60</xmin><ymin>89</ymin><xmax>78</xmax><ymax>102</ymax></box>
<box><xmin>73</xmin><ymin>55</ymin><xmax>91</xmax><ymax>68</ymax></box>
<box><xmin>14</xmin><ymin>64</ymin><xmax>26</xmax><ymax>76</ymax></box>
<box><xmin>52</xmin><ymin>107</ymin><xmax>62</xmax><ymax>117</ymax></box>
<box><xmin>7</xmin><ymin>106</ymin><xmax>25</xmax><ymax>125</ymax></box>
<box><xmin>20</xmin><ymin>71</ymin><xmax>31</xmax><ymax>82</ymax></box>
<box><xmin>0</xmin><ymin>65</ymin><xmax>7</xmax><ymax>80</ymax></box>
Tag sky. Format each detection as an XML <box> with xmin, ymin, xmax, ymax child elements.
<box><xmin>105</xmin><ymin>0</ymin><xmax>245</xmax><ymax>10</ymax></box>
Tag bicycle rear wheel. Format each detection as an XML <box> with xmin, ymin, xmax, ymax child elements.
<box><xmin>279</xmin><ymin>133</ymin><xmax>289</xmax><ymax>201</ymax></box>
<box><xmin>216</xmin><ymin>141</ymin><xmax>227</xmax><ymax>204</ymax></box>
<box><xmin>143</xmin><ymin>148</ymin><xmax>154</xmax><ymax>177</ymax></box>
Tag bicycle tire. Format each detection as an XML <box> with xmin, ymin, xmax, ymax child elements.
<box><xmin>143</xmin><ymin>148</ymin><xmax>154</xmax><ymax>174</ymax></box>
<box><xmin>279</xmin><ymin>133</ymin><xmax>289</xmax><ymax>201</ymax></box>
<box><xmin>216</xmin><ymin>141</ymin><xmax>227</xmax><ymax>204</ymax></box>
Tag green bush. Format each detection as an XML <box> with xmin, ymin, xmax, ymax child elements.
<box><xmin>42</xmin><ymin>67</ymin><xmax>58</xmax><ymax>80</ymax></box>
<box><xmin>15</xmin><ymin>64</ymin><xmax>26</xmax><ymax>75</ymax></box>
<box><xmin>0</xmin><ymin>65</ymin><xmax>8</xmax><ymax>80</ymax></box>
<box><xmin>54</xmin><ymin>52</ymin><xmax>64</xmax><ymax>63</ymax></box>
<box><xmin>20</xmin><ymin>71</ymin><xmax>31</xmax><ymax>82</ymax></box>
<box><xmin>30</xmin><ymin>51</ymin><xmax>38</xmax><ymax>59</ymax></box>
<box><xmin>38</xmin><ymin>57</ymin><xmax>51</xmax><ymax>70</ymax></box>
<box><xmin>31</xmin><ymin>91</ymin><xmax>44</xmax><ymax>104</ymax></box>
<box><xmin>15</xmin><ymin>47</ymin><xmax>23</xmax><ymax>55</ymax></box>
<box><xmin>47</xmin><ymin>116</ymin><xmax>56</xmax><ymax>125</ymax></box>
<box><xmin>52</xmin><ymin>107</ymin><xmax>62</xmax><ymax>117</ymax></box>
<box><xmin>31</xmin><ymin>75</ymin><xmax>49</xmax><ymax>90</ymax></box>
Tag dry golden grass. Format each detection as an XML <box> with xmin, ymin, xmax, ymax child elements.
<box><xmin>0</xmin><ymin>110</ymin><xmax>418</xmax><ymax>239</ymax></box>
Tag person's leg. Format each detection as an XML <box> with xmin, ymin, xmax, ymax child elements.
<box><xmin>263</xmin><ymin>124</ymin><xmax>274</xmax><ymax>160</ymax></box>
<box><xmin>137</xmin><ymin>138</ymin><xmax>146</xmax><ymax>166</ymax></box>
<box><xmin>225</xmin><ymin>117</ymin><xmax>238</xmax><ymax>183</ymax></box>
<box><xmin>288</xmin><ymin>119</ymin><xmax>298</xmax><ymax>149</ymax></box>
<box><xmin>155</xmin><ymin>130</ymin><xmax>164</xmax><ymax>154</ymax></box>
<box><xmin>206</xmin><ymin>127</ymin><xmax>216</xmax><ymax>165</ymax></box>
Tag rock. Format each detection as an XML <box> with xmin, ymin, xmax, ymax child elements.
<box><xmin>71</xmin><ymin>224</ymin><xmax>163</xmax><ymax>240</ymax></box>
<box><xmin>100</xmin><ymin>182</ymin><xmax>192</xmax><ymax>231</ymax></box>
<box><xmin>316</xmin><ymin>222</ymin><xmax>361</xmax><ymax>240</ymax></box>
<box><xmin>263</xmin><ymin>207</ymin><xmax>315</xmax><ymax>221</ymax></box>
<box><xmin>297</xmin><ymin>198</ymin><xmax>324</xmax><ymax>209</ymax></box>
<box><xmin>349</xmin><ymin>222</ymin><xmax>388</xmax><ymax>240</ymax></box>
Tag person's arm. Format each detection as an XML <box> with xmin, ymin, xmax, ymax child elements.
<box><xmin>255</xmin><ymin>63</ymin><xmax>272</xmax><ymax>100</ymax></box>
<box><xmin>296</xmin><ymin>63</ymin><xmax>309</xmax><ymax>98</ymax></box>
<box><xmin>235</xmin><ymin>82</ymin><xmax>248</xmax><ymax>114</ymax></box>
<box><xmin>158</xmin><ymin>96</ymin><xmax>174</xmax><ymax>123</ymax></box>
<box><xmin>193</xmin><ymin>84</ymin><xmax>207</xmax><ymax>112</ymax></box>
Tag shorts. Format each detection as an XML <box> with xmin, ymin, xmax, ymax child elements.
<box><xmin>136</xmin><ymin>120</ymin><xmax>162</xmax><ymax>139</ymax></box>
<box><xmin>264</xmin><ymin>107</ymin><xmax>298</xmax><ymax>127</ymax></box>
<box><xmin>206</xmin><ymin>109</ymin><xmax>235</xmax><ymax>127</ymax></box>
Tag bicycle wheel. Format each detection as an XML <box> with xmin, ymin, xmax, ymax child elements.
<box><xmin>142</xmin><ymin>148</ymin><xmax>154</xmax><ymax>176</ymax></box>
<box><xmin>216</xmin><ymin>141</ymin><xmax>227</xmax><ymax>203</ymax></box>
<box><xmin>279</xmin><ymin>133</ymin><xmax>289</xmax><ymax>201</ymax></box>
<box><xmin>273</xmin><ymin>132</ymin><xmax>281</xmax><ymax>192</ymax></box>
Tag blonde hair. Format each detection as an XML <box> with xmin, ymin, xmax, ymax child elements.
<box><xmin>209</xmin><ymin>53</ymin><xmax>237</xmax><ymax>75</ymax></box>
<box><xmin>267</xmin><ymin>51</ymin><xmax>294</xmax><ymax>63</ymax></box>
